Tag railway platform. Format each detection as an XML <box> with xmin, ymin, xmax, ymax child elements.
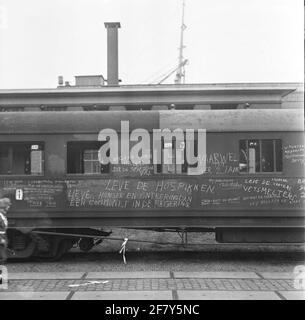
<box><xmin>0</xmin><ymin>271</ymin><xmax>304</xmax><ymax>300</ymax></box>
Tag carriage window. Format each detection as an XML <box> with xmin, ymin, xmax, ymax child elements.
<box><xmin>154</xmin><ymin>135</ymin><xmax>198</xmax><ymax>175</ymax></box>
<box><xmin>154</xmin><ymin>139</ymin><xmax>187</xmax><ymax>174</ymax></box>
<box><xmin>239</xmin><ymin>139</ymin><xmax>282</xmax><ymax>173</ymax></box>
<box><xmin>0</xmin><ymin>143</ymin><xmax>44</xmax><ymax>175</ymax></box>
<box><xmin>67</xmin><ymin>141</ymin><xmax>109</xmax><ymax>174</ymax></box>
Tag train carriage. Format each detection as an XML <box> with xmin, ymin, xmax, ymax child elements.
<box><xmin>0</xmin><ymin>106</ymin><xmax>304</xmax><ymax>260</ymax></box>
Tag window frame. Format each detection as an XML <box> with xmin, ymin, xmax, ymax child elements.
<box><xmin>154</xmin><ymin>135</ymin><xmax>199</xmax><ymax>175</ymax></box>
<box><xmin>66</xmin><ymin>141</ymin><xmax>110</xmax><ymax>176</ymax></box>
<box><xmin>0</xmin><ymin>141</ymin><xmax>45</xmax><ymax>176</ymax></box>
<box><xmin>239</xmin><ymin>138</ymin><xmax>283</xmax><ymax>174</ymax></box>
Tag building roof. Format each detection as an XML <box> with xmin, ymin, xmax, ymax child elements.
<box><xmin>0</xmin><ymin>82</ymin><xmax>300</xmax><ymax>107</ymax></box>
<box><xmin>0</xmin><ymin>82</ymin><xmax>297</xmax><ymax>95</ymax></box>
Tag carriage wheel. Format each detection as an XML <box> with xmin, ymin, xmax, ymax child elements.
<box><xmin>79</xmin><ymin>238</ymin><xmax>94</xmax><ymax>252</ymax></box>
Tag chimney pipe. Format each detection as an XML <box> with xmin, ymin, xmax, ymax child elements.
<box><xmin>104</xmin><ymin>22</ymin><xmax>121</xmax><ymax>86</ymax></box>
<box><xmin>58</xmin><ymin>76</ymin><xmax>63</xmax><ymax>86</ymax></box>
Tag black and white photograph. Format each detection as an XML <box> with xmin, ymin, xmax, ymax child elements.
<box><xmin>0</xmin><ymin>0</ymin><xmax>304</xmax><ymax>306</ymax></box>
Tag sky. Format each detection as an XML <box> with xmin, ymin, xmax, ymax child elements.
<box><xmin>0</xmin><ymin>0</ymin><xmax>303</xmax><ymax>89</ymax></box>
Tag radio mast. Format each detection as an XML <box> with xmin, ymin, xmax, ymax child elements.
<box><xmin>175</xmin><ymin>0</ymin><xmax>187</xmax><ymax>84</ymax></box>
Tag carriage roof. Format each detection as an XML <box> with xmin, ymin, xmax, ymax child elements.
<box><xmin>0</xmin><ymin>109</ymin><xmax>303</xmax><ymax>134</ymax></box>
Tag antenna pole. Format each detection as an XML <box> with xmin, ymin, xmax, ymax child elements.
<box><xmin>175</xmin><ymin>0</ymin><xmax>187</xmax><ymax>84</ymax></box>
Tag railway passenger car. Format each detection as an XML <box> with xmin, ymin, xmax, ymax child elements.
<box><xmin>0</xmin><ymin>105</ymin><xmax>304</xmax><ymax>260</ymax></box>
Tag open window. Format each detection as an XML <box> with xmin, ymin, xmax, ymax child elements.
<box><xmin>158</xmin><ymin>138</ymin><xmax>188</xmax><ymax>174</ymax></box>
<box><xmin>0</xmin><ymin>142</ymin><xmax>44</xmax><ymax>175</ymax></box>
<box><xmin>239</xmin><ymin>139</ymin><xmax>282</xmax><ymax>173</ymax></box>
<box><xmin>154</xmin><ymin>133</ymin><xmax>200</xmax><ymax>175</ymax></box>
<box><xmin>67</xmin><ymin>141</ymin><xmax>110</xmax><ymax>174</ymax></box>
